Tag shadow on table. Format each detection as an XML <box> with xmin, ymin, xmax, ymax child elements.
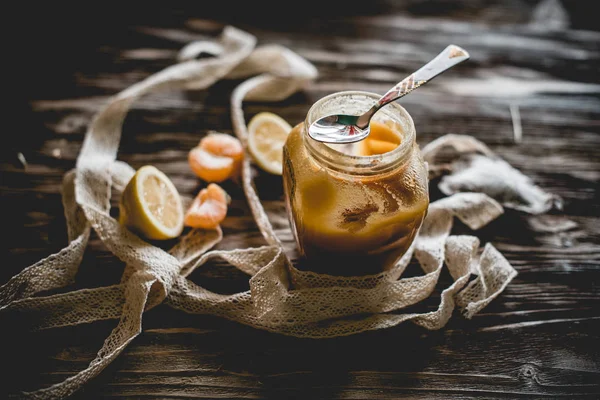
<box><xmin>250</xmin><ymin>325</ymin><xmax>443</xmax><ymax>399</ymax></box>
<box><xmin>142</xmin><ymin>309</ymin><xmax>446</xmax><ymax>399</ymax></box>
<box><xmin>0</xmin><ymin>305</ymin><xmax>447</xmax><ymax>398</ymax></box>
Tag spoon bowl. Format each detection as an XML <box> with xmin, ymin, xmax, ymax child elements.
<box><xmin>308</xmin><ymin>45</ymin><xmax>470</xmax><ymax>144</ymax></box>
<box><xmin>307</xmin><ymin>114</ymin><xmax>369</xmax><ymax>144</ymax></box>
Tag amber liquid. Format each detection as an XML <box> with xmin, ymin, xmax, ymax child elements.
<box><xmin>283</xmin><ymin>120</ymin><xmax>429</xmax><ymax>276</ymax></box>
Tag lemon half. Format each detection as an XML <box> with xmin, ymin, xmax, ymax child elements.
<box><xmin>119</xmin><ymin>165</ymin><xmax>184</xmax><ymax>240</ymax></box>
<box><xmin>247</xmin><ymin>112</ymin><xmax>292</xmax><ymax>175</ymax></box>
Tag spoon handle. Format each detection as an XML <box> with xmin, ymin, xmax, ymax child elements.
<box><xmin>357</xmin><ymin>45</ymin><xmax>469</xmax><ymax>127</ymax></box>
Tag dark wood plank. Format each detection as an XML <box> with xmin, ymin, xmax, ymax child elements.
<box><xmin>2</xmin><ymin>1</ymin><xmax>599</xmax><ymax>398</ymax></box>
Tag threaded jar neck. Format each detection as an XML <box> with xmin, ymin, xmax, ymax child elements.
<box><xmin>304</xmin><ymin>91</ymin><xmax>416</xmax><ymax>177</ymax></box>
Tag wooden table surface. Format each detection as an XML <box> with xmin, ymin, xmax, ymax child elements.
<box><xmin>2</xmin><ymin>2</ymin><xmax>599</xmax><ymax>398</ymax></box>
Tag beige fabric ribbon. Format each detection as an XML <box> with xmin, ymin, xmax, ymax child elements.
<box><xmin>0</xmin><ymin>26</ymin><xmax>525</xmax><ymax>399</ymax></box>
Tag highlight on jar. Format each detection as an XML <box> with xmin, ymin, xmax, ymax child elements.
<box><xmin>282</xmin><ymin>91</ymin><xmax>429</xmax><ymax>276</ymax></box>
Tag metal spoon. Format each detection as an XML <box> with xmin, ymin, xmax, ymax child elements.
<box><xmin>308</xmin><ymin>45</ymin><xmax>470</xmax><ymax>144</ymax></box>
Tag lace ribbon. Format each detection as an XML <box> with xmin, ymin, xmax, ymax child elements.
<box><xmin>0</xmin><ymin>27</ymin><xmax>519</xmax><ymax>399</ymax></box>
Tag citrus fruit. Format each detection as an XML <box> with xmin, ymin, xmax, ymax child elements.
<box><xmin>247</xmin><ymin>112</ymin><xmax>292</xmax><ymax>175</ymax></box>
<box><xmin>357</xmin><ymin>121</ymin><xmax>402</xmax><ymax>156</ymax></box>
<box><xmin>200</xmin><ymin>133</ymin><xmax>244</xmax><ymax>161</ymax></box>
<box><xmin>119</xmin><ymin>165</ymin><xmax>184</xmax><ymax>240</ymax></box>
<box><xmin>189</xmin><ymin>147</ymin><xmax>235</xmax><ymax>183</ymax></box>
<box><xmin>365</xmin><ymin>138</ymin><xmax>398</xmax><ymax>155</ymax></box>
<box><xmin>188</xmin><ymin>133</ymin><xmax>244</xmax><ymax>183</ymax></box>
<box><xmin>184</xmin><ymin>183</ymin><xmax>229</xmax><ymax>229</ymax></box>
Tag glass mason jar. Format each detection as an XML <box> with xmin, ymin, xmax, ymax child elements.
<box><xmin>282</xmin><ymin>91</ymin><xmax>429</xmax><ymax>276</ymax></box>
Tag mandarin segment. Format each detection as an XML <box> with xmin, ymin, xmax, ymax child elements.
<box><xmin>356</xmin><ymin>121</ymin><xmax>402</xmax><ymax>156</ymax></box>
<box><xmin>188</xmin><ymin>133</ymin><xmax>243</xmax><ymax>183</ymax></box>
<box><xmin>368</xmin><ymin>121</ymin><xmax>402</xmax><ymax>144</ymax></box>
<box><xmin>189</xmin><ymin>146</ymin><xmax>235</xmax><ymax>183</ymax></box>
<box><xmin>300</xmin><ymin>175</ymin><xmax>336</xmax><ymax>214</ymax></box>
<box><xmin>184</xmin><ymin>183</ymin><xmax>229</xmax><ymax>229</ymax></box>
<box><xmin>200</xmin><ymin>133</ymin><xmax>244</xmax><ymax>161</ymax></box>
<box><xmin>366</xmin><ymin>138</ymin><xmax>398</xmax><ymax>155</ymax></box>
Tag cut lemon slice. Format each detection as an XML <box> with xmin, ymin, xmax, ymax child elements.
<box><xmin>247</xmin><ymin>112</ymin><xmax>292</xmax><ymax>175</ymax></box>
<box><xmin>119</xmin><ymin>165</ymin><xmax>184</xmax><ymax>240</ymax></box>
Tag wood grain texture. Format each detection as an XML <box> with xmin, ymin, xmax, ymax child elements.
<box><xmin>2</xmin><ymin>1</ymin><xmax>599</xmax><ymax>398</ymax></box>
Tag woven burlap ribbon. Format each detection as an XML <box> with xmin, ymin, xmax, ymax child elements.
<box><xmin>0</xmin><ymin>26</ymin><xmax>549</xmax><ymax>399</ymax></box>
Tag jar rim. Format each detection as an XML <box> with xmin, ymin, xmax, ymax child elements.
<box><xmin>304</xmin><ymin>91</ymin><xmax>416</xmax><ymax>176</ymax></box>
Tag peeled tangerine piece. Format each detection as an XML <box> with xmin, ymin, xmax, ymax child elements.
<box><xmin>188</xmin><ymin>133</ymin><xmax>244</xmax><ymax>183</ymax></box>
<box><xmin>369</xmin><ymin>121</ymin><xmax>402</xmax><ymax>144</ymax></box>
<box><xmin>184</xmin><ymin>183</ymin><xmax>229</xmax><ymax>229</ymax></box>
<box><xmin>357</xmin><ymin>121</ymin><xmax>402</xmax><ymax>156</ymax></box>
<box><xmin>200</xmin><ymin>133</ymin><xmax>244</xmax><ymax>162</ymax></box>
<box><xmin>189</xmin><ymin>147</ymin><xmax>234</xmax><ymax>183</ymax></box>
<box><xmin>366</xmin><ymin>139</ymin><xmax>398</xmax><ymax>155</ymax></box>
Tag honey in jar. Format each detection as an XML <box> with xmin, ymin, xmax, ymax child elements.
<box><xmin>283</xmin><ymin>91</ymin><xmax>429</xmax><ymax>276</ymax></box>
